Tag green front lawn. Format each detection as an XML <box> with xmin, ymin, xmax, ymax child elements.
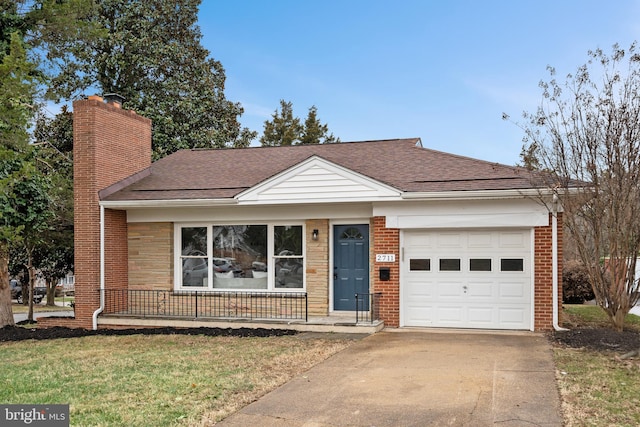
<box><xmin>555</xmin><ymin>305</ymin><xmax>640</xmax><ymax>426</ymax></box>
<box><xmin>562</xmin><ymin>304</ymin><xmax>640</xmax><ymax>330</ymax></box>
<box><xmin>0</xmin><ymin>333</ymin><xmax>353</xmax><ymax>426</ymax></box>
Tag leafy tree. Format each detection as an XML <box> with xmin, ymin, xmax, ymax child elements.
<box><xmin>0</xmin><ymin>30</ymin><xmax>40</xmax><ymax>327</ymax></box>
<box><xmin>42</xmin><ymin>0</ymin><xmax>256</xmax><ymax>159</ymax></box>
<box><xmin>0</xmin><ymin>1</ymin><xmax>74</xmax><ymax>325</ymax></box>
<box><xmin>32</xmin><ymin>107</ymin><xmax>74</xmax><ymax>305</ymax></box>
<box><xmin>513</xmin><ymin>42</ymin><xmax>640</xmax><ymax>331</ymax></box>
<box><xmin>0</xmin><ymin>32</ymin><xmax>39</xmax><ymax>150</ymax></box>
<box><xmin>261</xmin><ymin>100</ymin><xmax>303</xmax><ymax>146</ymax></box>
<box><xmin>261</xmin><ymin>100</ymin><xmax>339</xmax><ymax>146</ymax></box>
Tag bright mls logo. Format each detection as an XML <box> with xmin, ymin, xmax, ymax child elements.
<box><xmin>1</xmin><ymin>405</ymin><xmax>69</xmax><ymax>426</ymax></box>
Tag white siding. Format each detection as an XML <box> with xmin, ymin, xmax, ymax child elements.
<box><xmin>238</xmin><ymin>157</ymin><xmax>400</xmax><ymax>204</ymax></box>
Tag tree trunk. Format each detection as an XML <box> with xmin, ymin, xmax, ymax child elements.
<box><xmin>610</xmin><ymin>308</ymin><xmax>627</xmax><ymax>332</ymax></box>
<box><xmin>46</xmin><ymin>277</ymin><xmax>56</xmax><ymax>306</ymax></box>
<box><xmin>0</xmin><ymin>243</ymin><xmax>15</xmax><ymax>327</ymax></box>
<box><xmin>26</xmin><ymin>251</ymin><xmax>34</xmax><ymax>323</ymax></box>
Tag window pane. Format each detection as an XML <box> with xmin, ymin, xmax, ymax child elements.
<box><xmin>410</xmin><ymin>259</ymin><xmax>431</xmax><ymax>271</ymax></box>
<box><xmin>274</xmin><ymin>225</ymin><xmax>303</xmax><ymax>256</ymax></box>
<box><xmin>275</xmin><ymin>257</ymin><xmax>304</xmax><ymax>288</ymax></box>
<box><xmin>212</xmin><ymin>225</ymin><xmax>268</xmax><ymax>290</ymax></box>
<box><xmin>213</xmin><ymin>225</ymin><xmax>267</xmax><ymax>274</ymax></box>
<box><xmin>501</xmin><ymin>258</ymin><xmax>524</xmax><ymax>272</ymax></box>
<box><xmin>182</xmin><ymin>257</ymin><xmax>208</xmax><ymax>287</ymax></box>
<box><xmin>439</xmin><ymin>259</ymin><xmax>461</xmax><ymax>271</ymax></box>
<box><xmin>470</xmin><ymin>259</ymin><xmax>491</xmax><ymax>272</ymax></box>
<box><xmin>182</xmin><ymin>227</ymin><xmax>207</xmax><ymax>255</ymax></box>
<box><xmin>341</xmin><ymin>227</ymin><xmax>364</xmax><ymax>239</ymax></box>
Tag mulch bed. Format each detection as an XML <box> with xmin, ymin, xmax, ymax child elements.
<box><xmin>3</xmin><ymin>321</ymin><xmax>639</xmax><ymax>353</ymax></box>
<box><xmin>0</xmin><ymin>324</ymin><xmax>297</xmax><ymax>343</ymax></box>
<box><xmin>552</xmin><ymin>327</ymin><xmax>640</xmax><ymax>353</ymax></box>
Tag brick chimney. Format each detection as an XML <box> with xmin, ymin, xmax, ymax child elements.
<box><xmin>68</xmin><ymin>95</ymin><xmax>151</xmax><ymax>329</ymax></box>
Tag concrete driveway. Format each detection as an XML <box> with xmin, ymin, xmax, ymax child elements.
<box><xmin>218</xmin><ymin>330</ymin><xmax>562</xmax><ymax>426</ymax></box>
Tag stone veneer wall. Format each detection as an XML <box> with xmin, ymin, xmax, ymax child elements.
<box><xmin>305</xmin><ymin>219</ymin><xmax>330</xmax><ymax>316</ymax></box>
<box><xmin>128</xmin><ymin>223</ymin><xmax>174</xmax><ymax>291</ymax></box>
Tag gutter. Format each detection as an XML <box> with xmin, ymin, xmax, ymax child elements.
<box><xmin>552</xmin><ymin>195</ymin><xmax>568</xmax><ymax>331</ymax></box>
<box><xmin>99</xmin><ymin>198</ymin><xmax>238</xmax><ymax>209</ymax></box>
<box><xmin>401</xmin><ymin>188</ymin><xmax>549</xmax><ymax>201</ymax></box>
<box><xmin>92</xmin><ymin>205</ymin><xmax>105</xmax><ymax>330</ymax></box>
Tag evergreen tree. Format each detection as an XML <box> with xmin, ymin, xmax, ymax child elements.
<box><xmin>0</xmin><ymin>1</ymin><xmax>80</xmax><ymax>326</ymax></box>
<box><xmin>300</xmin><ymin>105</ymin><xmax>340</xmax><ymax>145</ymax></box>
<box><xmin>261</xmin><ymin>101</ymin><xmax>340</xmax><ymax>146</ymax></box>
<box><xmin>260</xmin><ymin>100</ymin><xmax>303</xmax><ymax>146</ymax></box>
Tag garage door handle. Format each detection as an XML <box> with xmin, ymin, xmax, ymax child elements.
<box><xmin>463</xmin><ymin>285</ymin><xmax>468</xmax><ymax>293</ymax></box>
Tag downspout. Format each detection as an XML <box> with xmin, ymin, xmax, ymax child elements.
<box><xmin>92</xmin><ymin>205</ymin><xmax>105</xmax><ymax>330</ymax></box>
<box><xmin>552</xmin><ymin>195</ymin><xmax>568</xmax><ymax>331</ymax></box>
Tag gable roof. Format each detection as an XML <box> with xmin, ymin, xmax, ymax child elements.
<box><xmin>100</xmin><ymin>138</ymin><xmax>537</xmax><ymax>203</ymax></box>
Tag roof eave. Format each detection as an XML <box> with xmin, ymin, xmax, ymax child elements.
<box><xmin>401</xmin><ymin>188</ymin><xmax>554</xmax><ymax>201</ymax></box>
<box><xmin>100</xmin><ymin>198</ymin><xmax>238</xmax><ymax>209</ymax></box>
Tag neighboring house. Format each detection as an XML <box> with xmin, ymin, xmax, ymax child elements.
<box><xmin>40</xmin><ymin>96</ymin><xmax>564</xmax><ymax>332</ymax></box>
<box><xmin>57</xmin><ymin>272</ymin><xmax>75</xmax><ymax>294</ymax></box>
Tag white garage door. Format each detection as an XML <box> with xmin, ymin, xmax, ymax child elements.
<box><xmin>402</xmin><ymin>229</ymin><xmax>532</xmax><ymax>330</ymax></box>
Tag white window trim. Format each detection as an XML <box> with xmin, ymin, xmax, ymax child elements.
<box><xmin>174</xmin><ymin>222</ymin><xmax>306</xmax><ymax>292</ymax></box>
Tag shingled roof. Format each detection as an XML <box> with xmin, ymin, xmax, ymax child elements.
<box><xmin>100</xmin><ymin>138</ymin><xmax>537</xmax><ymax>202</ymax></box>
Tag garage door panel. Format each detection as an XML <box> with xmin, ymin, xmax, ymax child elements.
<box><xmin>467</xmin><ymin>281</ymin><xmax>494</xmax><ymax>298</ymax></box>
<box><xmin>438</xmin><ymin>281</ymin><xmax>464</xmax><ymax>298</ymax></box>
<box><xmin>403</xmin><ymin>229</ymin><xmax>531</xmax><ymax>330</ymax></box>
<box><xmin>498</xmin><ymin>307</ymin><xmax>527</xmax><ymax>325</ymax></box>
<box><xmin>499</xmin><ymin>282</ymin><xmax>527</xmax><ymax>299</ymax></box>
<box><xmin>499</xmin><ymin>232</ymin><xmax>526</xmax><ymax>248</ymax></box>
<box><xmin>437</xmin><ymin>233</ymin><xmax>463</xmax><ymax>248</ymax></box>
<box><xmin>405</xmin><ymin>304</ymin><xmax>435</xmax><ymax>326</ymax></box>
<box><xmin>468</xmin><ymin>232</ymin><xmax>493</xmax><ymax>248</ymax></box>
<box><xmin>404</xmin><ymin>232</ymin><xmax>434</xmax><ymax>248</ymax></box>
<box><xmin>406</xmin><ymin>279</ymin><xmax>436</xmax><ymax>298</ymax></box>
<box><xmin>467</xmin><ymin>307</ymin><xmax>494</xmax><ymax>323</ymax></box>
<box><xmin>437</xmin><ymin>306</ymin><xmax>464</xmax><ymax>323</ymax></box>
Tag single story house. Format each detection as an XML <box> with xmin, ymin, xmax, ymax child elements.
<box><xmin>41</xmin><ymin>96</ymin><xmax>563</xmax><ymax>332</ymax></box>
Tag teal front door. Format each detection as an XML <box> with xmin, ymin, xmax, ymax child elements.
<box><xmin>333</xmin><ymin>224</ymin><xmax>369</xmax><ymax>311</ymax></box>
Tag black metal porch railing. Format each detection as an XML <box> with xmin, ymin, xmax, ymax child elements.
<box><xmin>354</xmin><ymin>292</ymin><xmax>382</xmax><ymax>324</ymax></box>
<box><xmin>103</xmin><ymin>289</ymin><xmax>308</xmax><ymax>322</ymax></box>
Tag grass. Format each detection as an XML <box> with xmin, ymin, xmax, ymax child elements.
<box><xmin>561</xmin><ymin>304</ymin><xmax>640</xmax><ymax>330</ymax></box>
<box><xmin>0</xmin><ymin>333</ymin><xmax>353</xmax><ymax>426</ymax></box>
<box><xmin>555</xmin><ymin>305</ymin><xmax>640</xmax><ymax>426</ymax></box>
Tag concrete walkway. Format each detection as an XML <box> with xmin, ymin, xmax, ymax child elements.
<box><xmin>218</xmin><ymin>330</ymin><xmax>562</xmax><ymax>426</ymax></box>
<box><xmin>13</xmin><ymin>310</ymin><xmax>72</xmax><ymax>323</ymax></box>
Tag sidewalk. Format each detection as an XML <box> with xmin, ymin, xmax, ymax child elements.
<box><xmin>12</xmin><ymin>302</ymin><xmax>74</xmax><ymax>324</ymax></box>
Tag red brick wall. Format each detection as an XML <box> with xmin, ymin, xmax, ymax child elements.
<box><xmin>41</xmin><ymin>97</ymin><xmax>152</xmax><ymax>329</ymax></box>
<box><xmin>371</xmin><ymin>216</ymin><xmax>400</xmax><ymax>327</ymax></box>
<box><xmin>534</xmin><ymin>213</ymin><xmax>563</xmax><ymax>331</ymax></box>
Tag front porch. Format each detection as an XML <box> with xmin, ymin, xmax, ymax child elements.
<box><xmin>98</xmin><ymin>289</ymin><xmax>384</xmax><ymax>334</ymax></box>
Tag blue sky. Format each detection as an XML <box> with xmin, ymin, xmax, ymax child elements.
<box><xmin>198</xmin><ymin>1</ymin><xmax>639</xmax><ymax>165</ymax></box>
